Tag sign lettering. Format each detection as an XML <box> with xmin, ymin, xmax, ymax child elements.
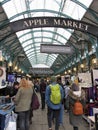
<box><xmin>10</xmin><ymin>17</ymin><xmax>98</xmax><ymax>36</ymax></box>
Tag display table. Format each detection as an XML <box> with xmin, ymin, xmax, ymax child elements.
<box><xmin>83</xmin><ymin>112</ymin><xmax>98</xmax><ymax>130</ymax></box>
<box><xmin>0</xmin><ymin>103</ymin><xmax>15</xmax><ymax>130</ymax></box>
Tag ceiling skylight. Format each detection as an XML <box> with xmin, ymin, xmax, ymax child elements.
<box><xmin>2</xmin><ymin>0</ymin><xmax>93</xmax><ymax>68</ymax></box>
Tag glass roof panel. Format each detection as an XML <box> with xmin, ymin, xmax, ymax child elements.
<box><xmin>2</xmin><ymin>0</ymin><xmax>93</xmax><ymax>68</ymax></box>
<box><xmin>57</xmin><ymin>28</ymin><xmax>72</xmax><ymax>44</ymax></box>
<box><xmin>63</xmin><ymin>0</ymin><xmax>93</xmax><ymax>20</ymax></box>
<box><xmin>30</xmin><ymin>0</ymin><xmax>60</xmax><ymax>11</ymax></box>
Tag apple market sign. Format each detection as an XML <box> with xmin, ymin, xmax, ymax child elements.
<box><xmin>10</xmin><ymin>17</ymin><xmax>98</xmax><ymax>36</ymax></box>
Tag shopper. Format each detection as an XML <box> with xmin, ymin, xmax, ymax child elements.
<box><xmin>10</xmin><ymin>81</ymin><xmax>20</xmax><ymax>97</ymax></box>
<box><xmin>57</xmin><ymin>77</ymin><xmax>65</xmax><ymax>125</ymax></box>
<box><xmin>28</xmin><ymin>79</ymin><xmax>34</xmax><ymax>124</ymax></box>
<box><xmin>66</xmin><ymin>83</ymin><xmax>86</xmax><ymax>130</ymax></box>
<box><xmin>63</xmin><ymin>80</ymin><xmax>70</xmax><ymax>111</ymax></box>
<box><xmin>14</xmin><ymin>78</ymin><xmax>33</xmax><ymax>130</ymax></box>
<box><xmin>45</xmin><ymin>76</ymin><xmax>64</xmax><ymax>130</ymax></box>
<box><xmin>40</xmin><ymin>78</ymin><xmax>46</xmax><ymax>110</ymax></box>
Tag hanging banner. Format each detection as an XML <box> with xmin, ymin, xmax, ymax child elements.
<box><xmin>10</xmin><ymin>17</ymin><xmax>98</xmax><ymax>36</ymax></box>
<box><xmin>0</xmin><ymin>67</ymin><xmax>6</xmax><ymax>89</ymax></box>
<box><xmin>40</xmin><ymin>44</ymin><xmax>72</xmax><ymax>54</ymax></box>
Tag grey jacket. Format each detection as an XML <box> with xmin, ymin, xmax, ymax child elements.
<box><xmin>66</xmin><ymin>89</ymin><xmax>86</xmax><ymax>127</ymax></box>
<box><xmin>14</xmin><ymin>86</ymin><xmax>33</xmax><ymax>112</ymax></box>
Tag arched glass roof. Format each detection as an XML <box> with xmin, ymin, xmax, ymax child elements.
<box><xmin>1</xmin><ymin>0</ymin><xmax>93</xmax><ymax>69</ymax></box>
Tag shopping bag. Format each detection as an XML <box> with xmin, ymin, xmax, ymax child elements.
<box><xmin>5</xmin><ymin>122</ymin><xmax>16</xmax><ymax>130</ymax></box>
<box><xmin>31</xmin><ymin>90</ymin><xmax>40</xmax><ymax>110</ymax></box>
<box><xmin>5</xmin><ymin>111</ymin><xmax>17</xmax><ymax>130</ymax></box>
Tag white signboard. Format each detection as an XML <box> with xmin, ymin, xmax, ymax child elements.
<box><xmin>78</xmin><ymin>72</ymin><xmax>91</xmax><ymax>84</ymax></box>
<box><xmin>78</xmin><ymin>72</ymin><xmax>92</xmax><ymax>88</ymax></box>
<box><xmin>92</xmin><ymin>69</ymin><xmax>98</xmax><ymax>86</ymax></box>
<box><xmin>92</xmin><ymin>69</ymin><xmax>98</xmax><ymax>81</ymax></box>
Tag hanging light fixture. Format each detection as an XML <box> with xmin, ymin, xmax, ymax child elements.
<box><xmin>14</xmin><ymin>66</ymin><xmax>18</xmax><ymax>71</ymax></box>
<box><xmin>18</xmin><ymin>68</ymin><xmax>21</xmax><ymax>72</ymax></box>
<box><xmin>0</xmin><ymin>50</ymin><xmax>3</xmax><ymax>62</ymax></box>
<box><xmin>8</xmin><ymin>61</ymin><xmax>12</xmax><ymax>67</ymax></box>
<box><xmin>80</xmin><ymin>64</ymin><xmax>84</xmax><ymax>68</ymax></box>
<box><xmin>73</xmin><ymin>67</ymin><xmax>77</xmax><ymax>71</ymax></box>
<box><xmin>0</xmin><ymin>56</ymin><xmax>3</xmax><ymax>62</ymax></box>
<box><xmin>65</xmin><ymin>71</ymin><xmax>67</xmax><ymax>74</ymax></box>
<box><xmin>68</xmin><ymin>70</ymin><xmax>71</xmax><ymax>73</ymax></box>
<box><xmin>92</xmin><ymin>58</ymin><xmax>97</xmax><ymax>64</ymax></box>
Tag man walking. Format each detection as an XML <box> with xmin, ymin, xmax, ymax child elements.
<box><xmin>40</xmin><ymin>78</ymin><xmax>46</xmax><ymax>110</ymax></box>
<box><xmin>45</xmin><ymin>76</ymin><xmax>64</xmax><ymax>130</ymax></box>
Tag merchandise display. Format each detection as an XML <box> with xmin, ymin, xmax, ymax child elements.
<box><xmin>77</xmin><ymin>71</ymin><xmax>98</xmax><ymax>130</ymax></box>
<box><xmin>0</xmin><ymin>93</ymin><xmax>15</xmax><ymax>130</ymax></box>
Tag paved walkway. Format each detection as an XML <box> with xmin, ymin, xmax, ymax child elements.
<box><xmin>29</xmin><ymin>93</ymin><xmax>90</xmax><ymax>130</ymax></box>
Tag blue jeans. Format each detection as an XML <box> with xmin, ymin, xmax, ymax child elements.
<box><xmin>47</xmin><ymin>106</ymin><xmax>60</xmax><ymax>130</ymax></box>
<box><xmin>17</xmin><ymin>110</ymin><xmax>30</xmax><ymax>130</ymax></box>
<box><xmin>59</xmin><ymin>105</ymin><xmax>64</xmax><ymax>124</ymax></box>
<box><xmin>40</xmin><ymin>92</ymin><xmax>45</xmax><ymax>109</ymax></box>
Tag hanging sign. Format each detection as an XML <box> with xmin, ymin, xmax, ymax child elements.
<box><xmin>40</xmin><ymin>44</ymin><xmax>72</xmax><ymax>54</ymax></box>
<box><xmin>10</xmin><ymin>17</ymin><xmax>98</xmax><ymax>36</ymax></box>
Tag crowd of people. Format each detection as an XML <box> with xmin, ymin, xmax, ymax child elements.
<box><xmin>2</xmin><ymin>76</ymin><xmax>86</xmax><ymax>130</ymax></box>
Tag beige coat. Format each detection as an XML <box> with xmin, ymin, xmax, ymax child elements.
<box><xmin>14</xmin><ymin>86</ymin><xmax>33</xmax><ymax>112</ymax></box>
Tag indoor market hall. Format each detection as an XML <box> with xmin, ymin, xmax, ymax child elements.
<box><xmin>0</xmin><ymin>0</ymin><xmax>98</xmax><ymax>130</ymax></box>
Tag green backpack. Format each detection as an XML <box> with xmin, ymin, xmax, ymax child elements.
<box><xmin>50</xmin><ymin>84</ymin><xmax>61</xmax><ymax>104</ymax></box>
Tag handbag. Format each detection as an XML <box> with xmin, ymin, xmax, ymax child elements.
<box><xmin>31</xmin><ymin>90</ymin><xmax>40</xmax><ymax>110</ymax></box>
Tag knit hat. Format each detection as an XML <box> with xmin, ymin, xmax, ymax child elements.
<box><xmin>50</xmin><ymin>76</ymin><xmax>56</xmax><ymax>83</ymax></box>
<box><xmin>71</xmin><ymin>83</ymin><xmax>79</xmax><ymax>91</ymax></box>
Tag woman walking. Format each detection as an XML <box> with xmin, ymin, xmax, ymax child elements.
<box><xmin>14</xmin><ymin>78</ymin><xmax>33</xmax><ymax>130</ymax></box>
<box><xmin>66</xmin><ymin>83</ymin><xmax>86</xmax><ymax>130</ymax></box>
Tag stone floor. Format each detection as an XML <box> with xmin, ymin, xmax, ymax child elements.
<box><xmin>29</xmin><ymin>93</ymin><xmax>90</xmax><ymax>130</ymax></box>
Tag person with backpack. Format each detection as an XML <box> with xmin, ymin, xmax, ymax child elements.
<box><xmin>45</xmin><ymin>76</ymin><xmax>64</xmax><ymax>130</ymax></box>
<box><xmin>57</xmin><ymin>76</ymin><xmax>65</xmax><ymax>126</ymax></box>
<box><xmin>66</xmin><ymin>83</ymin><xmax>86</xmax><ymax>130</ymax></box>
